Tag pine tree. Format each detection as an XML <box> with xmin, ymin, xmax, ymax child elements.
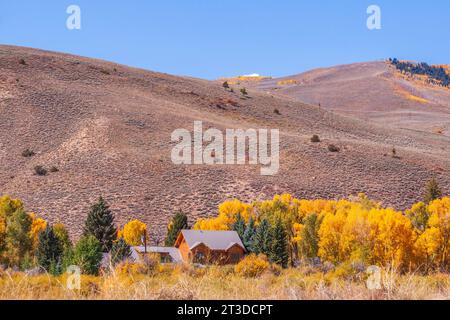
<box><xmin>254</xmin><ymin>219</ymin><xmax>272</xmax><ymax>255</ymax></box>
<box><xmin>36</xmin><ymin>225</ymin><xmax>63</xmax><ymax>275</ymax></box>
<box><xmin>299</xmin><ymin>213</ymin><xmax>321</xmax><ymax>259</ymax></box>
<box><xmin>233</xmin><ymin>213</ymin><xmax>246</xmax><ymax>240</ymax></box>
<box><xmin>110</xmin><ymin>238</ymin><xmax>132</xmax><ymax>266</ymax></box>
<box><xmin>165</xmin><ymin>211</ymin><xmax>188</xmax><ymax>246</ymax></box>
<box><xmin>424</xmin><ymin>178</ymin><xmax>442</xmax><ymax>204</ymax></box>
<box><xmin>270</xmin><ymin>218</ymin><xmax>289</xmax><ymax>268</ymax></box>
<box><xmin>83</xmin><ymin>197</ymin><xmax>117</xmax><ymax>252</ymax></box>
<box><xmin>243</xmin><ymin>217</ymin><xmax>256</xmax><ymax>252</ymax></box>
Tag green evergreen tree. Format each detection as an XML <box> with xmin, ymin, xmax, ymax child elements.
<box><xmin>72</xmin><ymin>235</ymin><xmax>103</xmax><ymax>275</ymax></box>
<box><xmin>165</xmin><ymin>211</ymin><xmax>188</xmax><ymax>246</ymax></box>
<box><xmin>424</xmin><ymin>178</ymin><xmax>443</xmax><ymax>204</ymax></box>
<box><xmin>233</xmin><ymin>213</ymin><xmax>246</xmax><ymax>240</ymax></box>
<box><xmin>254</xmin><ymin>219</ymin><xmax>272</xmax><ymax>256</ymax></box>
<box><xmin>83</xmin><ymin>197</ymin><xmax>117</xmax><ymax>252</ymax></box>
<box><xmin>270</xmin><ymin>218</ymin><xmax>289</xmax><ymax>268</ymax></box>
<box><xmin>36</xmin><ymin>225</ymin><xmax>64</xmax><ymax>275</ymax></box>
<box><xmin>110</xmin><ymin>238</ymin><xmax>132</xmax><ymax>266</ymax></box>
<box><xmin>298</xmin><ymin>213</ymin><xmax>321</xmax><ymax>259</ymax></box>
<box><xmin>243</xmin><ymin>217</ymin><xmax>256</xmax><ymax>252</ymax></box>
<box><xmin>5</xmin><ymin>209</ymin><xmax>32</xmax><ymax>267</ymax></box>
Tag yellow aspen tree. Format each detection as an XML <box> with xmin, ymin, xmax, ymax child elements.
<box><xmin>122</xmin><ymin>219</ymin><xmax>149</xmax><ymax>246</ymax></box>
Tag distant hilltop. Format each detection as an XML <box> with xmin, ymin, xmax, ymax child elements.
<box><xmin>218</xmin><ymin>73</ymin><xmax>272</xmax><ymax>85</ymax></box>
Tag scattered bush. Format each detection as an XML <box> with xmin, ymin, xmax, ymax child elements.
<box><xmin>49</xmin><ymin>166</ymin><xmax>59</xmax><ymax>173</ymax></box>
<box><xmin>423</xmin><ymin>178</ymin><xmax>442</xmax><ymax>204</ymax></box>
<box><xmin>234</xmin><ymin>254</ymin><xmax>270</xmax><ymax>278</ymax></box>
<box><xmin>34</xmin><ymin>166</ymin><xmax>47</xmax><ymax>176</ymax></box>
<box><xmin>311</xmin><ymin>135</ymin><xmax>321</xmax><ymax>143</ymax></box>
<box><xmin>327</xmin><ymin>144</ymin><xmax>340</xmax><ymax>152</ymax></box>
<box><xmin>21</xmin><ymin>149</ymin><xmax>35</xmax><ymax>158</ymax></box>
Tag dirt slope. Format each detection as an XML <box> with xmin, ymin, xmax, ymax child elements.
<box><xmin>0</xmin><ymin>46</ymin><xmax>449</xmax><ymax>241</ymax></box>
<box><xmin>253</xmin><ymin>61</ymin><xmax>450</xmax><ymax>136</ymax></box>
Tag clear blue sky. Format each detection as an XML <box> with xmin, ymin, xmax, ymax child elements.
<box><xmin>1</xmin><ymin>1</ymin><xmax>449</xmax><ymax>79</ymax></box>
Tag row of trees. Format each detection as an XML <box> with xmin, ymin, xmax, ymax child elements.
<box><xmin>194</xmin><ymin>179</ymin><xmax>448</xmax><ymax>272</ymax></box>
<box><xmin>389</xmin><ymin>58</ymin><xmax>450</xmax><ymax>87</ymax></box>
<box><xmin>0</xmin><ymin>195</ymin><xmax>188</xmax><ymax>276</ymax></box>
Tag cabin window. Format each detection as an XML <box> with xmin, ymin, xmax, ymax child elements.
<box><xmin>194</xmin><ymin>252</ymin><xmax>206</xmax><ymax>264</ymax></box>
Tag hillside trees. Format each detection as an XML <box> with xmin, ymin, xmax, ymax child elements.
<box><xmin>84</xmin><ymin>197</ymin><xmax>117</xmax><ymax>252</ymax></box>
<box><xmin>165</xmin><ymin>211</ymin><xmax>188</xmax><ymax>246</ymax></box>
<box><xmin>243</xmin><ymin>217</ymin><xmax>257</xmax><ymax>252</ymax></box>
<box><xmin>36</xmin><ymin>225</ymin><xmax>64</xmax><ymax>275</ymax></box>
<box><xmin>298</xmin><ymin>213</ymin><xmax>321</xmax><ymax>260</ymax></box>
<box><xmin>5</xmin><ymin>209</ymin><xmax>33</xmax><ymax>267</ymax></box>
<box><xmin>233</xmin><ymin>213</ymin><xmax>246</xmax><ymax>240</ymax></box>
<box><xmin>253</xmin><ymin>219</ymin><xmax>272</xmax><ymax>256</ymax></box>
<box><xmin>111</xmin><ymin>238</ymin><xmax>132</xmax><ymax>266</ymax></box>
<box><xmin>121</xmin><ymin>219</ymin><xmax>148</xmax><ymax>246</ymax></box>
<box><xmin>72</xmin><ymin>235</ymin><xmax>103</xmax><ymax>275</ymax></box>
<box><xmin>270</xmin><ymin>218</ymin><xmax>289</xmax><ymax>268</ymax></box>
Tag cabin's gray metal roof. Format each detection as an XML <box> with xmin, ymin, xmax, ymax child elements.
<box><xmin>131</xmin><ymin>246</ymin><xmax>182</xmax><ymax>263</ymax></box>
<box><xmin>180</xmin><ymin>230</ymin><xmax>245</xmax><ymax>251</ymax></box>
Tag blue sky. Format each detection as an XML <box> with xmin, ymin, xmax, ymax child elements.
<box><xmin>1</xmin><ymin>1</ymin><xmax>449</xmax><ymax>79</ymax></box>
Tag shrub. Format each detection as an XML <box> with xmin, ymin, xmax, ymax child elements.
<box><xmin>328</xmin><ymin>144</ymin><xmax>340</xmax><ymax>152</ymax></box>
<box><xmin>34</xmin><ymin>166</ymin><xmax>47</xmax><ymax>176</ymax></box>
<box><xmin>273</xmin><ymin>108</ymin><xmax>281</xmax><ymax>115</ymax></box>
<box><xmin>423</xmin><ymin>178</ymin><xmax>442</xmax><ymax>204</ymax></box>
<box><xmin>311</xmin><ymin>135</ymin><xmax>321</xmax><ymax>143</ymax></box>
<box><xmin>115</xmin><ymin>253</ymin><xmax>159</xmax><ymax>276</ymax></box>
<box><xmin>234</xmin><ymin>254</ymin><xmax>270</xmax><ymax>278</ymax></box>
<box><xmin>19</xmin><ymin>59</ymin><xmax>26</xmax><ymax>65</ymax></box>
<box><xmin>21</xmin><ymin>149</ymin><xmax>35</xmax><ymax>158</ymax></box>
<box><xmin>222</xmin><ymin>81</ymin><xmax>230</xmax><ymax>90</ymax></box>
<box><xmin>49</xmin><ymin>166</ymin><xmax>59</xmax><ymax>173</ymax></box>
<box><xmin>240</xmin><ymin>88</ymin><xmax>248</xmax><ymax>96</ymax></box>
<box><xmin>110</xmin><ymin>238</ymin><xmax>131</xmax><ymax>266</ymax></box>
<box><xmin>72</xmin><ymin>235</ymin><xmax>103</xmax><ymax>275</ymax></box>
<box><xmin>114</xmin><ymin>261</ymin><xmax>149</xmax><ymax>277</ymax></box>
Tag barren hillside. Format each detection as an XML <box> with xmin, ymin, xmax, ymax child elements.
<box><xmin>253</xmin><ymin>61</ymin><xmax>450</xmax><ymax>136</ymax></box>
<box><xmin>0</xmin><ymin>46</ymin><xmax>449</xmax><ymax>241</ymax></box>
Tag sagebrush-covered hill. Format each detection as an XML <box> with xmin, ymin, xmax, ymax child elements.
<box><xmin>0</xmin><ymin>46</ymin><xmax>449</xmax><ymax>241</ymax></box>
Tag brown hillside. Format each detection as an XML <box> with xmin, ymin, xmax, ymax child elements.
<box><xmin>254</xmin><ymin>61</ymin><xmax>450</xmax><ymax>136</ymax></box>
<box><xmin>0</xmin><ymin>46</ymin><xmax>449</xmax><ymax>241</ymax></box>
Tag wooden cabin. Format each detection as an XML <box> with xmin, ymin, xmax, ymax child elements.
<box><xmin>174</xmin><ymin>230</ymin><xmax>246</xmax><ymax>265</ymax></box>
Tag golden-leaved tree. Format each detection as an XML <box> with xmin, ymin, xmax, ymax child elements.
<box><xmin>414</xmin><ymin>197</ymin><xmax>449</xmax><ymax>270</ymax></box>
<box><xmin>120</xmin><ymin>219</ymin><xmax>149</xmax><ymax>246</ymax></box>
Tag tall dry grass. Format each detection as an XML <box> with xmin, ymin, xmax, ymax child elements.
<box><xmin>0</xmin><ymin>265</ymin><xmax>448</xmax><ymax>300</ymax></box>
